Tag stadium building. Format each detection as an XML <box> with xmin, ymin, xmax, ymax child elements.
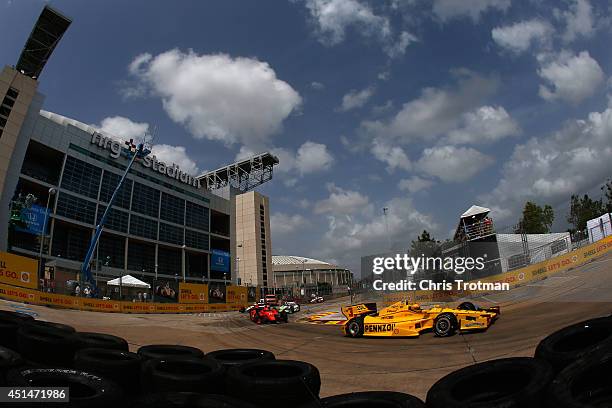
<box><xmin>271</xmin><ymin>255</ymin><xmax>353</xmax><ymax>297</ymax></box>
<box><xmin>0</xmin><ymin>6</ymin><xmax>279</xmax><ymax>296</ymax></box>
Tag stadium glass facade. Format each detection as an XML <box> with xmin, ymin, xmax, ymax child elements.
<box><xmin>0</xmin><ymin>65</ymin><xmax>234</xmax><ymax>295</ymax></box>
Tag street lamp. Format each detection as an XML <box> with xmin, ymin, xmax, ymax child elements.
<box><xmin>181</xmin><ymin>244</ymin><xmax>186</xmax><ymax>283</ymax></box>
<box><xmin>38</xmin><ymin>187</ymin><xmax>56</xmax><ymax>281</ymax></box>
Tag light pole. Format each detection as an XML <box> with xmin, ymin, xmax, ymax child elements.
<box><xmin>38</xmin><ymin>187</ymin><xmax>56</xmax><ymax>282</ymax></box>
<box><xmin>383</xmin><ymin>207</ymin><xmax>391</xmax><ymax>251</ymax></box>
<box><xmin>181</xmin><ymin>244</ymin><xmax>186</xmax><ymax>283</ymax></box>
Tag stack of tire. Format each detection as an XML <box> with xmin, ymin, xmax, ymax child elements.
<box><xmin>2</xmin><ymin>309</ymin><xmax>611</xmax><ymax>408</ymax></box>
<box><xmin>425</xmin><ymin>314</ymin><xmax>612</xmax><ymax>408</ymax></box>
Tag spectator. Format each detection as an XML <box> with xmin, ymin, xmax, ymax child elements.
<box><xmin>83</xmin><ymin>287</ymin><xmax>90</xmax><ymax>298</ymax></box>
<box><xmin>74</xmin><ymin>285</ymin><xmax>80</xmax><ymax>297</ymax></box>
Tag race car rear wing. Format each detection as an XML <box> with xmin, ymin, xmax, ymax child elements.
<box><xmin>341</xmin><ymin>303</ymin><xmax>377</xmax><ymax>320</ymax></box>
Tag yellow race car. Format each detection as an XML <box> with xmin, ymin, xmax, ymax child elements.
<box><xmin>341</xmin><ymin>301</ymin><xmax>499</xmax><ymax>338</ymax></box>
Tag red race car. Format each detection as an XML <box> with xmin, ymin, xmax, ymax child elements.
<box><xmin>249</xmin><ymin>304</ymin><xmax>289</xmax><ymax>324</ymax></box>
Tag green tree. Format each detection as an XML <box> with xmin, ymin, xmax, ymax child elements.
<box><xmin>515</xmin><ymin>201</ymin><xmax>555</xmax><ymax>234</ymax></box>
<box><xmin>410</xmin><ymin>230</ymin><xmax>439</xmax><ymax>257</ymax></box>
<box><xmin>602</xmin><ymin>179</ymin><xmax>612</xmax><ymax>213</ymax></box>
<box><xmin>567</xmin><ymin>194</ymin><xmax>605</xmax><ymax>231</ymax></box>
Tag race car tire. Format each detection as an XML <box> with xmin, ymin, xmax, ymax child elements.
<box><xmin>141</xmin><ymin>357</ymin><xmax>223</xmax><ymax>393</ymax></box>
<box><xmin>457</xmin><ymin>302</ymin><xmax>477</xmax><ymax>311</ymax></box>
<box><xmin>0</xmin><ymin>346</ymin><xmax>24</xmax><ymax>386</ymax></box>
<box><xmin>132</xmin><ymin>392</ymin><xmax>257</xmax><ymax>408</ymax></box>
<box><xmin>426</xmin><ymin>357</ymin><xmax>553</xmax><ymax>408</ymax></box>
<box><xmin>137</xmin><ymin>344</ymin><xmax>204</xmax><ymax>360</ymax></box>
<box><xmin>345</xmin><ymin>317</ymin><xmax>364</xmax><ymax>338</ymax></box>
<box><xmin>5</xmin><ymin>367</ymin><xmax>123</xmax><ymax>408</ymax></box>
<box><xmin>74</xmin><ymin>332</ymin><xmax>129</xmax><ymax>351</ymax></box>
<box><xmin>207</xmin><ymin>349</ymin><xmax>275</xmax><ymax>370</ymax></box>
<box><xmin>73</xmin><ymin>348</ymin><xmax>142</xmax><ymax>394</ymax></box>
<box><xmin>297</xmin><ymin>391</ymin><xmax>425</xmax><ymax>407</ymax></box>
<box><xmin>546</xmin><ymin>350</ymin><xmax>612</xmax><ymax>407</ymax></box>
<box><xmin>226</xmin><ymin>359</ymin><xmax>321</xmax><ymax>407</ymax></box>
<box><xmin>534</xmin><ymin>316</ymin><xmax>612</xmax><ymax>373</ymax></box>
<box><xmin>0</xmin><ymin>312</ymin><xmax>33</xmax><ymax>350</ymax></box>
<box><xmin>17</xmin><ymin>324</ymin><xmax>78</xmax><ymax>366</ymax></box>
<box><xmin>433</xmin><ymin>313</ymin><xmax>457</xmax><ymax>337</ymax></box>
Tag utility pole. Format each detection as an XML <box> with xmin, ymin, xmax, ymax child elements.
<box><xmin>383</xmin><ymin>207</ymin><xmax>391</xmax><ymax>250</ymax></box>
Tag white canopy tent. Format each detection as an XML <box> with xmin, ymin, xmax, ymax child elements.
<box><xmin>106</xmin><ymin>275</ymin><xmax>150</xmax><ymax>289</ymax></box>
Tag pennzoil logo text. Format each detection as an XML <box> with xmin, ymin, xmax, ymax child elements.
<box><xmin>364</xmin><ymin>323</ymin><xmax>395</xmax><ymax>333</ymax></box>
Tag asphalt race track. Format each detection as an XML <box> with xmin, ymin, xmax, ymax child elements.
<box><xmin>2</xmin><ymin>252</ymin><xmax>611</xmax><ymax>400</ymax></box>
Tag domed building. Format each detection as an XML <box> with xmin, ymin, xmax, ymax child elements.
<box><xmin>272</xmin><ymin>255</ymin><xmax>353</xmax><ymax>297</ymax></box>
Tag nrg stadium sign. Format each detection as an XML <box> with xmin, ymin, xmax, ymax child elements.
<box><xmin>91</xmin><ymin>133</ymin><xmax>201</xmax><ymax>188</ymax></box>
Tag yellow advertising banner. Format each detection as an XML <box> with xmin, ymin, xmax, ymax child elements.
<box><xmin>178</xmin><ymin>282</ymin><xmax>208</xmax><ymax>304</ymax></box>
<box><xmin>0</xmin><ymin>251</ymin><xmax>38</xmax><ymax>289</ymax></box>
<box><xmin>226</xmin><ymin>286</ymin><xmax>247</xmax><ymax>304</ymax></box>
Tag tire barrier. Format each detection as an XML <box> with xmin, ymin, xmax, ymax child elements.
<box><xmin>16</xmin><ymin>323</ymin><xmax>78</xmax><ymax>367</ymax></box>
<box><xmin>0</xmin><ymin>311</ymin><xmax>33</xmax><ymax>350</ymax></box>
<box><xmin>298</xmin><ymin>391</ymin><xmax>425</xmax><ymax>407</ymax></box>
<box><xmin>426</xmin><ymin>357</ymin><xmax>554</xmax><ymax>408</ymax></box>
<box><xmin>74</xmin><ymin>332</ymin><xmax>129</xmax><ymax>352</ymax></box>
<box><xmin>547</xmin><ymin>351</ymin><xmax>612</xmax><ymax>408</ymax></box>
<box><xmin>22</xmin><ymin>320</ymin><xmax>76</xmax><ymax>333</ymax></box>
<box><xmin>5</xmin><ymin>367</ymin><xmax>123</xmax><ymax>408</ymax></box>
<box><xmin>137</xmin><ymin>344</ymin><xmax>204</xmax><ymax>360</ymax></box>
<box><xmin>226</xmin><ymin>359</ymin><xmax>321</xmax><ymax>407</ymax></box>
<box><xmin>73</xmin><ymin>348</ymin><xmax>142</xmax><ymax>395</ymax></box>
<box><xmin>132</xmin><ymin>392</ymin><xmax>258</xmax><ymax>408</ymax></box>
<box><xmin>206</xmin><ymin>348</ymin><xmax>276</xmax><ymax>370</ymax></box>
<box><xmin>141</xmin><ymin>357</ymin><xmax>223</xmax><ymax>394</ymax></box>
<box><xmin>0</xmin><ymin>313</ymin><xmax>610</xmax><ymax>406</ymax></box>
<box><xmin>0</xmin><ymin>346</ymin><xmax>23</xmax><ymax>386</ymax></box>
<box><xmin>534</xmin><ymin>316</ymin><xmax>612</xmax><ymax>373</ymax></box>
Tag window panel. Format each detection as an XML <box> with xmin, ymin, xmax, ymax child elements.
<box><xmin>185</xmin><ymin>229</ymin><xmax>209</xmax><ymax>250</ymax></box>
<box><xmin>186</xmin><ymin>201</ymin><xmax>209</xmax><ymax>231</ymax></box>
<box><xmin>99</xmin><ymin>171</ymin><xmax>132</xmax><ymax>209</ymax></box>
<box><xmin>160</xmin><ymin>192</ymin><xmax>185</xmax><ymax>225</ymax></box>
<box><xmin>60</xmin><ymin>156</ymin><xmax>102</xmax><ymax>199</ymax></box>
<box><xmin>159</xmin><ymin>222</ymin><xmax>183</xmax><ymax>245</ymax></box>
<box><xmin>131</xmin><ymin>182</ymin><xmax>160</xmax><ymax>218</ymax></box>
<box><xmin>98</xmin><ymin>233</ymin><xmax>125</xmax><ymax>269</ymax></box>
<box><xmin>129</xmin><ymin>214</ymin><xmax>158</xmax><ymax>240</ymax></box>
<box><xmin>55</xmin><ymin>192</ymin><xmax>96</xmax><ymax>224</ymax></box>
<box><xmin>127</xmin><ymin>240</ymin><xmax>155</xmax><ymax>273</ymax></box>
<box><xmin>96</xmin><ymin>205</ymin><xmax>129</xmax><ymax>233</ymax></box>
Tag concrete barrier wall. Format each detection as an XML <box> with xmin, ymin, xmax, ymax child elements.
<box><xmin>384</xmin><ymin>235</ymin><xmax>612</xmax><ymax>305</ymax></box>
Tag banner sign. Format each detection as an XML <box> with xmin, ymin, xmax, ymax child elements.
<box><xmin>211</xmin><ymin>250</ymin><xmax>230</xmax><ymax>272</ymax></box>
<box><xmin>179</xmin><ymin>282</ymin><xmax>208</xmax><ymax>304</ymax></box>
<box><xmin>14</xmin><ymin>204</ymin><xmax>49</xmax><ymax>235</ymax></box>
<box><xmin>0</xmin><ymin>252</ymin><xmax>38</xmax><ymax>289</ymax></box>
<box><xmin>226</xmin><ymin>286</ymin><xmax>247</xmax><ymax>304</ymax></box>
<box><xmin>208</xmin><ymin>282</ymin><xmax>226</xmax><ymax>303</ymax></box>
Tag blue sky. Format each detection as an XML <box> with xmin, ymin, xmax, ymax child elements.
<box><xmin>2</xmin><ymin>0</ymin><xmax>611</xmax><ymax>275</ymax></box>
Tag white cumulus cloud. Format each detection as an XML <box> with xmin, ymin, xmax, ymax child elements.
<box><xmin>398</xmin><ymin>176</ymin><xmax>435</xmax><ymax>193</ymax></box>
<box><xmin>270</xmin><ymin>213</ymin><xmax>308</xmax><ymax>235</ymax></box>
<box><xmin>417</xmin><ymin>146</ymin><xmax>494</xmax><ymax>182</ymax></box>
<box><xmin>481</xmin><ymin>104</ymin><xmax>612</xmax><ymax>221</ymax></box>
<box><xmin>538</xmin><ymin>50</ymin><xmax>604</xmax><ymax>104</ymax></box>
<box><xmin>432</xmin><ymin>0</ymin><xmax>510</xmax><ymax>22</ymax></box>
<box><xmin>314</xmin><ymin>184</ymin><xmax>370</xmax><ymax>215</ymax></box>
<box><xmin>126</xmin><ymin>49</ymin><xmax>302</xmax><ymax>149</ymax></box>
<box><xmin>446</xmin><ymin>106</ymin><xmax>521</xmax><ymax>144</ymax></box>
<box><xmin>338</xmin><ymin>87</ymin><xmax>375</xmax><ymax>112</ymax></box>
<box><xmin>301</xmin><ymin>0</ymin><xmax>416</xmax><ymax>58</ymax></box>
<box><xmin>558</xmin><ymin>0</ymin><xmax>595</xmax><ymax>42</ymax></box>
<box><xmin>492</xmin><ymin>19</ymin><xmax>553</xmax><ymax>54</ymax></box>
